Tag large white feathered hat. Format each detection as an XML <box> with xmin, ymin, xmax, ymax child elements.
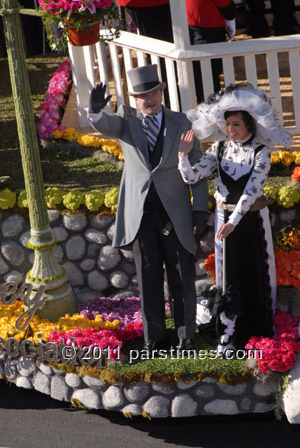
<box><xmin>187</xmin><ymin>83</ymin><xmax>292</xmax><ymax>147</ymax></box>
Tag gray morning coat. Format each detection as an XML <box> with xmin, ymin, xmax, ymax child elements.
<box><xmin>89</xmin><ymin>104</ymin><xmax>208</xmax><ymax>254</ymax></box>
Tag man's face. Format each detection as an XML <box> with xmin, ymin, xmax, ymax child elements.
<box><xmin>134</xmin><ymin>89</ymin><xmax>163</xmax><ymax>115</ymax></box>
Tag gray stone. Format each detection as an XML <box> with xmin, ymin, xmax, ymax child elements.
<box><xmin>80</xmin><ymin>258</ymin><xmax>96</xmax><ymax>271</ymax></box>
<box><xmin>107</xmin><ymin>223</ymin><xmax>115</xmax><ymax>241</ymax></box>
<box><xmin>28</xmin><ymin>253</ymin><xmax>34</xmax><ymax>264</ymax></box>
<box><xmin>121</xmin><ymin>404</ymin><xmax>143</xmax><ymax>416</ymax></box>
<box><xmin>176</xmin><ymin>380</ymin><xmax>197</xmax><ymax>390</ymax></box>
<box><xmin>63</xmin><ymin>213</ymin><xmax>87</xmax><ymax>231</ymax></box>
<box><xmin>65</xmin><ymin>373</ymin><xmax>84</xmax><ymax>388</ymax></box>
<box><xmin>88</xmin><ymin>270</ymin><xmax>108</xmax><ymax>291</ymax></box>
<box><xmin>65</xmin><ymin>235</ymin><xmax>86</xmax><ymax>260</ymax></box>
<box><xmin>48</xmin><ymin>209</ymin><xmax>61</xmax><ymax>224</ymax></box>
<box><xmin>33</xmin><ymin>371</ymin><xmax>51</xmax><ymax>395</ymax></box>
<box><xmin>198</xmin><ymin>229</ymin><xmax>215</xmax><ymax>254</ymax></box>
<box><xmin>122</xmin><ymin>261</ymin><xmax>136</xmax><ymax>275</ymax></box>
<box><xmin>85</xmin><ymin>229</ymin><xmax>107</xmax><ymax>245</ymax></box>
<box><xmin>82</xmin><ymin>375</ymin><xmax>107</xmax><ymax>389</ymax></box>
<box><xmin>102</xmin><ymin>385</ymin><xmax>125</xmax><ymax>409</ymax></box>
<box><xmin>253</xmin><ymin>374</ymin><xmax>280</xmax><ymax>397</ymax></box>
<box><xmin>4</xmin><ymin>270</ymin><xmax>24</xmax><ymax>285</ymax></box>
<box><xmin>98</xmin><ymin>246</ymin><xmax>121</xmax><ymax>270</ymax></box>
<box><xmin>4</xmin><ymin>359</ymin><xmax>18</xmax><ymax>381</ymax></box>
<box><xmin>90</xmin><ymin>214</ymin><xmax>114</xmax><ymax>230</ymax></box>
<box><xmin>204</xmin><ymin>399</ymin><xmax>239</xmax><ymax>415</ymax></box>
<box><xmin>63</xmin><ymin>262</ymin><xmax>84</xmax><ymax>286</ymax></box>
<box><xmin>73</xmin><ymin>287</ymin><xmax>99</xmax><ymax>304</ymax></box>
<box><xmin>51</xmin><ymin>375</ymin><xmax>72</xmax><ymax>401</ymax></box>
<box><xmin>0</xmin><ymin>254</ymin><xmax>9</xmax><ymax>275</ymax></box>
<box><xmin>254</xmin><ymin>402</ymin><xmax>276</xmax><ymax>413</ymax></box>
<box><xmin>282</xmin><ymin>356</ymin><xmax>300</xmax><ymax>423</ymax></box>
<box><xmin>53</xmin><ymin>245</ymin><xmax>64</xmax><ymax>263</ymax></box>
<box><xmin>110</xmin><ymin>271</ymin><xmax>129</xmax><ymax>289</ymax></box>
<box><xmin>0</xmin><ymin>361</ymin><xmax>4</xmax><ymax>375</ymax></box>
<box><xmin>2</xmin><ymin>215</ymin><xmax>25</xmax><ymax>238</ymax></box>
<box><xmin>17</xmin><ymin>357</ymin><xmax>36</xmax><ymax>376</ymax></box>
<box><xmin>195</xmin><ymin>261</ymin><xmax>206</xmax><ymax>277</ymax></box>
<box><xmin>19</xmin><ymin>230</ymin><xmax>31</xmax><ymax>247</ymax></box>
<box><xmin>52</xmin><ymin>226</ymin><xmax>69</xmax><ymax>242</ymax></box>
<box><xmin>279</xmin><ymin>209</ymin><xmax>296</xmax><ymax>223</ymax></box>
<box><xmin>124</xmin><ymin>382</ymin><xmax>150</xmax><ymax>403</ymax></box>
<box><xmin>36</xmin><ymin>361</ymin><xmax>53</xmax><ymax>376</ymax></box>
<box><xmin>71</xmin><ymin>388</ymin><xmax>102</xmax><ymax>409</ymax></box>
<box><xmin>240</xmin><ymin>397</ymin><xmax>252</xmax><ymax>412</ymax></box>
<box><xmin>111</xmin><ymin>290</ymin><xmax>139</xmax><ymax>300</ymax></box>
<box><xmin>87</xmin><ymin>243</ymin><xmax>100</xmax><ymax>257</ymax></box>
<box><xmin>195</xmin><ymin>278</ymin><xmax>215</xmax><ymax>297</ymax></box>
<box><xmin>16</xmin><ymin>376</ymin><xmax>33</xmax><ymax>389</ymax></box>
<box><xmin>217</xmin><ymin>382</ymin><xmax>247</xmax><ymax>395</ymax></box>
<box><xmin>171</xmin><ymin>395</ymin><xmax>198</xmax><ymax>417</ymax></box>
<box><xmin>143</xmin><ymin>396</ymin><xmax>170</xmax><ymax>418</ymax></box>
<box><xmin>120</xmin><ymin>248</ymin><xmax>134</xmax><ymax>262</ymax></box>
<box><xmin>152</xmin><ymin>381</ymin><xmax>175</xmax><ymax>395</ymax></box>
<box><xmin>1</xmin><ymin>241</ymin><xmax>25</xmax><ymax>266</ymax></box>
<box><xmin>193</xmin><ymin>384</ymin><xmax>215</xmax><ymax>399</ymax></box>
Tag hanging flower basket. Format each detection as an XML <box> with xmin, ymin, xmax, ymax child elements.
<box><xmin>38</xmin><ymin>0</ymin><xmax>121</xmax><ymax>50</ymax></box>
<box><xmin>66</xmin><ymin>21</ymin><xmax>100</xmax><ymax>46</ymax></box>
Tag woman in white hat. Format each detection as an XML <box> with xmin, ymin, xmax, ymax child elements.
<box><xmin>178</xmin><ymin>83</ymin><xmax>292</xmax><ymax>355</ymax></box>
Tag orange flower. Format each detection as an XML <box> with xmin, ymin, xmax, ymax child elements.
<box><xmin>291</xmin><ymin>167</ymin><xmax>300</xmax><ymax>182</ymax></box>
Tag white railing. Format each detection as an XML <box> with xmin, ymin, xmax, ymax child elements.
<box><xmin>68</xmin><ymin>0</ymin><xmax>300</xmax><ymax>141</ymax></box>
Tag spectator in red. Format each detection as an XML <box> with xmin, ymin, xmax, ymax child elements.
<box><xmin>185</xmin><ymin>0</ymin><xmax>236</xmax><ymax>103</ymax></box>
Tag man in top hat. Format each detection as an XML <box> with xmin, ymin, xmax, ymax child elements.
<box><xmin>88</xmin><ymin>64</ymin><xmax>208</xmax><ymax>352</ymax></box>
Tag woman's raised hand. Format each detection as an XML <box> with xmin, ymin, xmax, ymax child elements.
<box><xmin>178</xmin><ymin>129</ymin><xmax>194</xmax><ymax>158</ymax></box>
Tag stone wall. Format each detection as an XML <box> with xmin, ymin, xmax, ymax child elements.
<box><xmin>0</xmin><ymin>207</ymin><xmax>299</xmax><ymax>304</ymax></box>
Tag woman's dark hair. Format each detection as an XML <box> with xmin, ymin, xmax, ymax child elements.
<box><xmin>224</xmin><ymin>110</ymin><xmax>256</xmax><ymax>136</ymax></box>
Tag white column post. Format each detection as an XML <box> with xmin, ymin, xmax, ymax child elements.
<box><xmin>169</xmin><ymin>0</ymin><xmax>197</xmax><ymax>111</ymax></box>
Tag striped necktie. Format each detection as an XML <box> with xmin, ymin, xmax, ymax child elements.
<box><xmin>142</xmin><ymin>114</ymin><xmax>160</xmax><ymax>151</ymax></box>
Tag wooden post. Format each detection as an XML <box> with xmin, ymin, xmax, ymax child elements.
<box><xmin>1</xmin><ymin>0</ymin><xmax>76</xmax><ymax>321</ymax></box>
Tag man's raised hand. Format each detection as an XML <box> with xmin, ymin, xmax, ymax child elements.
<box><xmin>89</xmin><ymin>82</ymin><xmax>112</xmax><ymax>113</ymax></box>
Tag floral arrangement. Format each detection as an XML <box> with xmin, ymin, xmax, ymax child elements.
<box><xmin>291</xmin><ymin>167</ymin><xmax>300</xmax><ymax>183</ymax></box>
<box><xmin>275</xmin><ymin>224</ymin><xmax>300</xmax><ymax>252</ymax></box>
<box><xmin>275</xmin><ymin>250</ymin><xmax>300</xmax><ymax>290</ymax></box>
<box><xmin>271</xmin><ymin>150</ymin><xmax>300</xmax><ymax>167</ymax></box>
<box><xmin>276</xmin><ymin>185</ymin><xmax>300</xmax><ymax>208</ymax></box>
<box><xmin>103</xmin><ymin>187</ymin><xmax>119</xmax><ymax>211</ymax></box>
<box><xmin>53</xmin><ymin>128</ymin><xmax>124</xmax><ymax>161</ymax></box>
<box><xmin>245</xmin><ymin>310</ymin><xmax>300</xmax><ymax>373</ymax></box>
<box><xmin>0</xmin><ymin>188</ymin><xmax>16</xmax><ymax>210</ymax></box>
<box><xmin>0</xmin><ymin>187</ymin><xmax>118</xmax><ymax>214</ymax></box>
<box><xmin>38</xmin><ymin>60</ymin><xmax>72</xmax><ymax>140</ymax></box>
<box><xmin>38</xmin><ymin>0</ymin><xmax>120</xmax><ymax>49</ymax></box>
<box><xmin>204</xmin><ymin>253</ymin><xmax>216</xmax><ymax>283</ymax></box>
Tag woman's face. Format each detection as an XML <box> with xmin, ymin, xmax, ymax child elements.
<box><xmin>225</xmin><ymin>112</ymin><xmax>251</xmax><ymax>141</ymax></box>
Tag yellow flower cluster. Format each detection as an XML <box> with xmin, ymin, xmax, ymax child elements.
<box><xmin>0</xmin><ymin>302</ymin><xmax>120</xmax><ymax>344</ymax></box>
<box><xmin>271</xmin><ymin>150</ymin><xmax>300</xmax><ymax>166</ymax></box>
<box><xmin>53</xmin><ymin>128</ymin><xmax>124</xmax><ymax>160</ymax></box>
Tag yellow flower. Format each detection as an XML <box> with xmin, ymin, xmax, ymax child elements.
<box><xmin>53</xmin><ymin>129</ymin><xmax>65</xmax><ymax>139</ymax></box>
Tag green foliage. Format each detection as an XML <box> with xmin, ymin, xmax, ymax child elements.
<box><xmin>0</xmin><ymin>188</ymin><xmax>16</xmax><ymax>209</ymax></box>
<box><xmin>17</xmin><ymin>190</ymin><xmax>28</xmax><ymax>208</ymax></box>
<box><xmin>277</xmin><ymin>185</ymin><xmax>300</xmax><ymax>208</ymax></box>
<box><xmin>84</xmin><ymin>190</ymin><xmax>105</xmax><ymax>212</ymax></box>
<box><xmin>104</xmin><ymin>187</ymin><xmax>119</xmax><ymax>211</ymax></box>
<box><xmin>62</xmin><ymin>190</ymin><xmax>84</xmax><ymax>211</ymax></box>
<box><xmin>44</xmin><ymin>187</ymin><xmax>63</xmax><ymax>209</ymax></box>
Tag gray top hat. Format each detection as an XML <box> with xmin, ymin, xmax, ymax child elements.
<box><xmin>127</xmin><ymin>64</ymin><xmax>166</xmax><ymax>96</ymax></box>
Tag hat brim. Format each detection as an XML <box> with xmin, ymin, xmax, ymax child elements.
<box><xmin>128</xmin><ymin>81</ymin><xmax>166</xmax><ymax>96</ymax></box>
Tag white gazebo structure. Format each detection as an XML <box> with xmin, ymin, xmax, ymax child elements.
<box><xmin>68</xmin><ymin>0</ymin><xmax>300</xmax><ymax>143</ymax></box>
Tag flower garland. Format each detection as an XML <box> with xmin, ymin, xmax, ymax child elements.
<box><xmin>52</xmin><ymin>128</ymin><xmax>124</xmax><ymax>161</ymax></box>
<box><xmin>271</xmin><ymin>150</ymin><xmax>300</xmax><ymax>167</ymax></box>
<box><xmin>38</xmin><ymin>60</ymin><xmax>72</xmax><ymax>140</ymax></box>
<box><xmin>245</xmin><ymin>310</ymin><xmax>300</xmax><ymax>373</ymax></box>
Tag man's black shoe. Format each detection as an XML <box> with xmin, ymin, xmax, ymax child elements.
<box><xmin>143</xmin><ymin>339</ymin><xmax>168</xmax><ymax>352</ymax></box>
<box><xmin>176</xmin><ymin>339</ymin><xmax>194</xmax><ymax>352</ymax></box>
